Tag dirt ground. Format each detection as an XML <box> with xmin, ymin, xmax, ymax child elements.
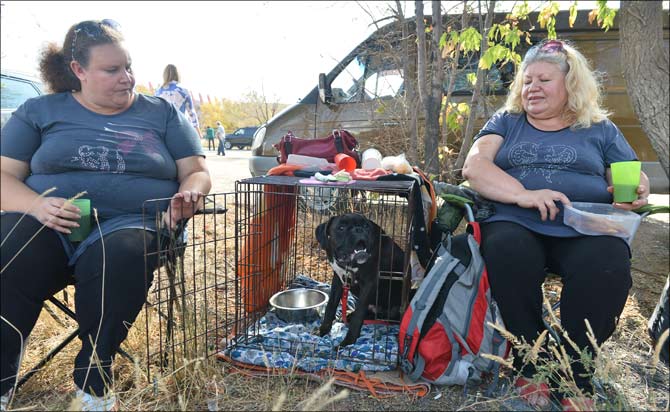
<box><xmin>8</xmin><ymin>196</ymin><xmax>669</xmax><ymax>411</ymax></box>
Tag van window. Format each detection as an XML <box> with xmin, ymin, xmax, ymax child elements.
<box><xmin>444</xmin><ymin>55</ymin><xmax>510</xmax><ymax>94</ymax></box>
<box><xmin>331</xmin><ymin>51</ymin><xmax>405</xmax><ymax>103</ymax></box>
<box><xmin>331</xmin><ymin>56</ymin><xmax>366</xmax><ymax>103</ymax></box>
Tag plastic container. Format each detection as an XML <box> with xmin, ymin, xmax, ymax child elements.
<box><xmin>334</xmin><ymin>153</ymin><xmax>356</xmax><ymax>172</ymax></box>
<box><xmin>564</xmin><ymin>202</ymin><xmax>641</xmax><ymax>242</ymax></box>
<box><xmin>286</xmin><ymin>154</ymin><xmax>329</xmax><ymax>170</ymax></box>
<box><xmin>361</xmin><ymin>148</ymin><xmax>383</xmax><ymax>170</ymax></box>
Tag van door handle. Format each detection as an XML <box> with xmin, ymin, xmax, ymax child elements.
<box><xmin>383</xmin><ymin>122</ymin><xmax>399</xmax><ymax>127</ymax></box>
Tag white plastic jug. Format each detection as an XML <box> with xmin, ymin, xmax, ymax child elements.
<box><xmin>361</xmin><ymin>148</ymin><xmax>383</xmax><ymax>170</ymax></box>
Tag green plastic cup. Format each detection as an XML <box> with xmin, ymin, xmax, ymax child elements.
<box><xmin>611</xmin><ymin>161</ymin><xmax>641</xmax><ymax>203</ymax></box>
<box><xmin>68</xmin><ymin>198</ymin><xmax>91</xmax><ymax>242</ymax></box>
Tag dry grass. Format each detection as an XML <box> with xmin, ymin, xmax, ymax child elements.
<box><xmin>5</xmin><ymin>202</ymin><xmax>669</xmax><ymax>411</ymax></box>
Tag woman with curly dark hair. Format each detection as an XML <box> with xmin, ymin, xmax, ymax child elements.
<box><xmin>1</xmin><ymin>20</ymin><xmax>211</xmax><ymax>411</ymax></box>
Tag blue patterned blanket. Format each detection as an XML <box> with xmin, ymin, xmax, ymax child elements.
<box><xmin>221</xmin><ymin>276</ymin><xmax>400</xmax><ymax>373</ymax></box>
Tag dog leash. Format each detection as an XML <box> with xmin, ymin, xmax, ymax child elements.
<box><xmin>341</xmin><ymin>284</ymin><xmax>350</xmax><ymax>324</ymax></box>
<box><xmin>339</xmin><ymin>273</ymin><xmax>392</xmax><ymax>326</ymax></box>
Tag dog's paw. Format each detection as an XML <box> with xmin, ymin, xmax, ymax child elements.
<box><xmin>318</xmin><ymin>325</ymin><xmax>332</xmax><ymax>337</ymax></box>
<box><xmin>337</xmin><ymin>336</ymin><xmax>355</xmax><ymax>349</ymax></box>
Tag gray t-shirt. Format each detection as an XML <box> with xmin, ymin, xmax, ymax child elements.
<box><xmin>474</xmin><ymin>111</ymin><xmax>637</xmax><ymax>237</ymax></box>
<box><xmin>1</xmin><ymin>92</ymin><xmax>204</xmax><ymax>263</ymax></box>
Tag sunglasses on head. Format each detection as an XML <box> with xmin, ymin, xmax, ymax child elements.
<box><xmin>539</xmin><ymin>39</ymin><xmax>566</xmax><ymax>54</ymax></box>
<box><xmin>528</xmin><ymin>39</ymin><xmax>567</xmax><ymax>56</ymax></box>
<box><xmin>71</xmin><ymin>19</ymin><xmax>122</xmax><ymax>60</ymax></box>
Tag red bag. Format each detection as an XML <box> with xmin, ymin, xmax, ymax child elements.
<box><xmin>274</xmin><ymin>130</ymin><xmax>360</xmax><ymax>165</ymax></box>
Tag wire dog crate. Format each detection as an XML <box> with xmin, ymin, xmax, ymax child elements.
<box><xmin>220</xmin><ymin>175</ymin><xmax>419</xmax><ymax>372</ymax></box>
<box><xmin>135</xmin><ymin>175</ymin><xmax>420</xmax><ymax>381</ymax></box>
<box><xmin>136</xmin><ymin>193</ymin><xmax>236</xmax><ymax>381</ymax></box>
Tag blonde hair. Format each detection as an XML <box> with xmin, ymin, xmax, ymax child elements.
<box><xmin>502</xmin><ymin>40</ymin><xmax>610</xmax><ymax>129</ymax></box>
<box><xmin>162</xmin><ymin>64</ymin><xmax>180</xmax><ymax>87</ymax></box>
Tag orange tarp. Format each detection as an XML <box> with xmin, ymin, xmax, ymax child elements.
<box><xmin>238</xmin><ymin>184</ymin><xmax>297</xmax><ymax>313</ymax></box>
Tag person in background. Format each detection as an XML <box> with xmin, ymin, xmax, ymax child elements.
<box><xmin>0</xmin><ymin>19</ymin><xmax>211</xmax><ymax>411</ymax></box>
<box><xmin>205</xmin><ymin>125</ymin><xmax>216</xmax><ymax>151</ymax></box>
<box><xmin>216</xmin><ymin>121</ymin><xmax>226</xmax><ymax>156</ymax></box>
<box><xmin>155</xmin><ymin>64</ymin><xmax>202</xmax><ymax>139</ymax></box>
<box><xmin>462</xmin><ymin>39</ymin><xmax>649</xmax><ymax>411</ymax></box>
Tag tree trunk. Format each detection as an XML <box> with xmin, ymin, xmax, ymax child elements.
<box><xmin>441</xmin><ymin>3</ymin><xmax>469</xmax><ymax>181</ymax></box>
<box><xmin>397</xmin><ymin>0</ymin><xmax>418</xmax><ymax>163</ymax></box>
<box><xmin>454</xmin><ymin>0</ymin><xmax>495</xmax><ymax>174</ymax></box>
<box><xmin>619</xmin><ymin>1</ymin><xmax>669</xmax><ymax>178</ymax></box>
<box><xmin>415</xmin><ymin>1</ymin><xmax>428</xmax><ymax>170</ymax></box>
<box><xmin>424</xmin><ymin>0</ymin><xmax>444</xmax><ymax>175</ymax></box>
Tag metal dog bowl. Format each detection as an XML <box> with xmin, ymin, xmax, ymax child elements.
<box><xmin>269</xmin><ymin>288</ymin><xmax>329</xmax><ymax>323</ymax></box>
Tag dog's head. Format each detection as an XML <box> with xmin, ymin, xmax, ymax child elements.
<box><xmin>315</xmin><ymin>213</ymin><xmax>381</xmax><ymax>267</ymax></box>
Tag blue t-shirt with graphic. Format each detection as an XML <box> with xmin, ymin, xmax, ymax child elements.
<box><xmin>155</xmin><ymin>81</ymin><xmax>200</xmax><ymax>130</ymax></box>
<box><xmin>474</xmin><ymin>111</ymin><xmax>637</xmax><ymax>237</ymax></box>
<box><xmin>1</xmin><ymin>92</ymin><xmax>204</xmax><ymax>263</ymax></box>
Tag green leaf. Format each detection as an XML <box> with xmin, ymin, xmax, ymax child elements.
<box><xmin>511</xmin><ymin>1</ymin><xmax>531</xmax><ymax>20</ymax></box>
<box><xmin>504</xmin><ymin>26</ymin><xmax>521</xmax><ymax>50</ymax></box>
<box><xmin>460</xmin><ymin>27</ymin><xmax>482</xmax><ymax>52</ymax></box>
<box><xmin>479</xmin><ymin>49</ymin><xmax>494</xmax><ymax>69</ymax></box>
<box><xmin>439</xmin><ymin>32</ymin><xmax>448</xmax><ymax>49</ymax></box>
<box><xmin>569</xmin><ymin>2</ymin><xmax>578</xmax><ymax>28</ymax></box>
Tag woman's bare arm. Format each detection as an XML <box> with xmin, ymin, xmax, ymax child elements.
<box><xmin>462</xmin><ymin>134</ymin><xmax>570</xmax><ymax>221</ymax></box>
<box><xmin>1</xmin><ymin>156</ymin><xmax>80</xmax><ymax>233</ymax></box>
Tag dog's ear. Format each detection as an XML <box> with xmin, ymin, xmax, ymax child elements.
<box><xmin>366</xmin><ymin>216</ymin><xmax>382</xmax><ymax>239</ymax></box>
<box><xmin>315</xmin><ymin>218</ymin><xmax>333</xmax><ymax>251</ymax></box>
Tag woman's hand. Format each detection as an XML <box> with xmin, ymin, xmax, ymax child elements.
<box><xmin>516</xmin><ymin>189</ymin><xmax>571</xmax><ymax>221</ymax></box>
<box><xmin>31</xmin><ymin>197</ymin><xmax>83</xmax><ymax>234</ymax></box>
<box><xmin>607</xmin><ymin>184</ymin><xmax>650</xmax><ymax>211</ymax></box>
<box><xmin>163</xmin><ymin>190</ymin><xmax>205</xmax><ymax>230</ymax></box>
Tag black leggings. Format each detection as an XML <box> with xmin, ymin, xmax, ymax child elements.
<box><xmin>1</xmin><ymin>214</ymin><xmax>160</xmax><ymax>396</ymax></box>
<box><xmin>480</xmin><ymin>221</ymin><xmax>632</xmax><ymax>395</ymax></box>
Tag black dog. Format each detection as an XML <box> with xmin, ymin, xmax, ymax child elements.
<box><xmin>316</xmin><ymin>213</ymin><xmax>405</xmax><ymax>348</ymax></box>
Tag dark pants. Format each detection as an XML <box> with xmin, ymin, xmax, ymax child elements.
<box><xmin>207</xmin><ymin>139</ymin><xmax>214</xmax><ymax>150</ymax></box>
<box><xmin>217</xmin><ymin>139</ymin><xmax>226</xmax><ymax>156</ymax></box>
<box><xmin>1</xmin><ymin>214</ymin><xmax>160</xmax><ymax>396</ymax></box>
<box><xmin>480</xmin><ymin>221</ymin><xmax>631</xmax><ymax>395</ymax></box>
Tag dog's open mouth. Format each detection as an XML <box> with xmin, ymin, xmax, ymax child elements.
<box><xmin>335</xmin><ymin>239</ymin><xmax>371</xmax><ymax>266</ymax></box>
<box><xmin>351</xmin><ymin>248</ymin><xmax>370</xmax><ymax>264</ymax></box>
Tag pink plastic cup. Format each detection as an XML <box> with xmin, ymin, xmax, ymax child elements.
<box><xmin>334</xmin><ymin>153</ymin><xmax>356</xmax><ymax>172</ymax></box>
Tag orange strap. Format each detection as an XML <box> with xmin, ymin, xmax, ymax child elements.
<box><xmin>217</xmin><ymin>353</ymin><xmax>430</xmax><ymax>398</ymax></box>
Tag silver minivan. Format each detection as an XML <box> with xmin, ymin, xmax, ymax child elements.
<box><xmin>249</xmin><ymin>10</ymin><xmax>669</xmax><ymax>192</ymax></box>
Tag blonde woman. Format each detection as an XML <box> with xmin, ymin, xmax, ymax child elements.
<box><xmin>463</xmin><ymin>39</ymin><xmax>649</xmax><ymax>411</ymax></box>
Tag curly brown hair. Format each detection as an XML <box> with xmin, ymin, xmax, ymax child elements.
<box><xmin>39</xmin><ymin>20</ymin><xmax>124</xmax><ymax>93</ymax></box>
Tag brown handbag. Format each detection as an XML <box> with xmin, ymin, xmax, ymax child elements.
<box><xmin>274</xmin><ymin>129</ymin><xmax>361</xmax><ymax>165</ymax></box>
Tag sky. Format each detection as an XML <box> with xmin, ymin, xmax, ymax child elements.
<box><xmin>2</xmin><ymin>1</ymin><xmax>655</xmax><ymax>104</ymax></box>
<box><xmin>1</xmin><ymin>1</ymin><xmax>401</xmax><ymax>103</ymax></box>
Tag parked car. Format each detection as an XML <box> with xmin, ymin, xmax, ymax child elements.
<box><xmin>225</xmin><ymin>126</ymin><xmax>259</xmax><ymax>150</ymax></box>
<box><xmin>249</xmin><ymin>9</ymin><xmax>669</xmax><ymax>193</ymax></box>
<box><xmin>1</xmin><ymin>70</ymin><xmax>44</xmax><ymax>129</ymax></box>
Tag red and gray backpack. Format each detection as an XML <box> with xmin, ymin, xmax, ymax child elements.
<box><xmin>399</xmin><ymin>204</ymin><xmax>510</xmax><ymax>386</ymax></box>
